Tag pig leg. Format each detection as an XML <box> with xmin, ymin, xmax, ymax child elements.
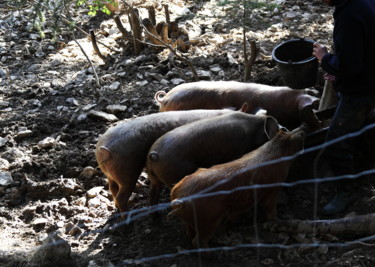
<box><xmin>191</xmin><ymin>214</ymin><xmax>224</xmax><ymax>248</ymax></box>
<box><xmin>149</xmin><ymin>179</ymin><xmax>163</xmax><ymax>207</ymax></box>
<box><xmin>108</xmin><ymin>179</ymin><xmax>120</xmax><ymax>207</ymax></box>
<box><xmin>261</xmin><ymin>187</ymin><xmax>282</xmax><ymax>220</ymax></box>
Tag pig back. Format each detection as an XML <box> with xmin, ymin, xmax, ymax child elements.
<box><xmin>146</xmin><ymin>112</ymin><xmax>280</xmax><ymax>187</ymax></box>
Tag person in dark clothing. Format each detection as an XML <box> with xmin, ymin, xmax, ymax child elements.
<box><xmin>313</xmin><ymin>0</ymin><xmax>375</xmax><ymax>214</ymax></box>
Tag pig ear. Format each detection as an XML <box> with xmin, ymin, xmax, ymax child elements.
<box><xmin>98</xmin><ymin>146</ymin><xmax>111</xmax><ymax>165</ymax></box>
<box><xmin>239</xmin><ymin>102</ymin><xmax>248</xmax><ymax>112</ymax></box>
<box><xmin>264</xmin><ymin>116</ymin><xmax>279</xmax><ymax>140</ymax></box>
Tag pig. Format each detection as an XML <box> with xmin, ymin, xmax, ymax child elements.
<box><xmin>169</xmin><ymin>130</ymin><xmax>304</xmax><ymax>248</ymax></box>
<box><xmin>154</xmin><ymin>81</ymin><xmax>321</xmax><ymax>130</ymax></box>
<box><xmin>146</xmin><ymin>111</ymin><xmax>280</xmax><ymax>206</ymax></box>
<box><xmin>95</xmin><ymin>108</ymin><xmax>244</xmax><ymax>217</ymax></box>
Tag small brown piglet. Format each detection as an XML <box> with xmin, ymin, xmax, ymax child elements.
<box><xmin>169</xmin><ymin>130</ymin><xmax>304</xmax><ymax>248</ymax></box>
<box><xmin>146</xmin><ymin>111</ymin><xmax>280</xmax><ymax>207</ymax></box>
<box><xmin>95</xmin><ymin>109</ymin><xmax>240</xmax><ymax>217</ymax></box>
<box><xmin>155</xmin><ymin>81</ymin><xmax>321</xmax><ymax>129</ymax></box>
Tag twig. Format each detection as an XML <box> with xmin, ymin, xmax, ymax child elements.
<box><xmin>122</xmin><ymin>0</ymin><xmax>199</xmax><ymax>81</ymax></box>
<box><xmin>72</xmin><ymin>33</ymin><xmax>101</xmax><ymax>89</ymax></box>
<box><xmin>90</xmin><ymin>30</ymin><xmax>108</xmax><ymax>63</ymax></box>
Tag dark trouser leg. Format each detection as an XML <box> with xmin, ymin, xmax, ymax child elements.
<box><xmin>321</xmin><ymin>94</ymin><xmax>375</xmax><ymax>214</ymax></box>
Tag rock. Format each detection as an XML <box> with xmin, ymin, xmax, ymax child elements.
<box><xmin>65</xmin><ymin>98</ymin><xmax>78</xmax><ymax>106</ymax></box>
<box><xmin>27</xmin><ymin>64</ymin><xmax>41</xmax><ymax>72</ymax></box>
<box><xmin>17</xmin><ymin>127</ymin><xmax>33</xmax><ymax>138</ymax></box>
<box><xmin>32</xmin><ymin>218</ymin><xmax>49</xmax><ymax>226</ymax></box>
<box><xmin>210</xmin><ymin>66</ymin><xmax>223</xmax><ymax>74</ymax></box>
<box><xmin>88</xmin><ymin>110</ymin><xmax>118</xmax><ymax>122</ymax></box>
<box><xmin>77</xmin><ymin>113</ymin><xmax>87</xmax><ymax>121</ymax></box>
<box><xmin>136</xmin><ymin>80</ymin><xmax>148</xmax><ymax>86</ymax></box>
<box><xmin>0</xmin><ymin>137</ymin><xmax>7</xmax><ymax>147</ymax></box>
<box><xmin>109</xmin><ymin>81</ymin><xmax>121</xmax><ymax>90</ymax></box>
<box><xmin>38</xmin><ymin>137</ymin><xmax>55</xmax><ymax>149</ymax></box>
<box><xmin>88</xmin><ymin>197</ymin><xmax>101</xmax><ymax>208</ymax></box>
<box><xmin>0</xmin><ymin>68</ymin><xmax>6</xmax><ymax>78</ymax></box>
<box><xmin>27</xmin><ymin>232</ymin><xmax>72</xmax><ymax>267</ymax></box>
<box><xmin>2</xmin><ymin>147</ymin><xmax>26</xmax><ymax>162</ymax></box>
<box><xmin>284</xmin><ymin>11</ymin><xmax>299</xmax><ymax>20</ymax></box>
<box><xmin>0</xmin><ymin>171</ymin><xmax>12</xmax><ymax>186</ymax></box>
<box><xmin>0</xmin><ymin>100</ymin><xmax>9</xmax><ymax>107</ymax></box>
<box><xmin>82</xmin><ymin>103</ymin><xmax>97</xmax><ymax>111</ymax></box>
<box><xmin>0</xmin><ymin>158</ymin><xmax>10</xmax><ymax>170</ymax></box>
<box><xmin>87</xmin><ymin>259</ymin><xmax>115</xmax><ymax>267</ymax></box>
<box><xmin>105</xmin><ymin>104</ymin><xmax>127</xmax><ymax>114</ymax></box>
<box><xmin>196</xmin><ymin>70</ymin><xmax>212</xmax><ymax>80</ymax></box>
<box><xmin>171</xmin><ymin>78</ymin><xmax>185</xmax><ymax>85</ymax></box>
<box><xmin>87</xmin><ymin>186</ymin><xmax>104</xmax><ymax>198</ymax></box>
<box><xmin>227</xmin><ymin>53</ymin><xmax>238</xmax><ymax>65</ymax></box>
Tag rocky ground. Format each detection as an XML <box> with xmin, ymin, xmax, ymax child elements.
<box><xmin>1</xmin><ymin>0</ymin><xmax>375</xmax><ymax>266</ymax></box>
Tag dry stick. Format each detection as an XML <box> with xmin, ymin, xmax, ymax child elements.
<box><xmin>90</xmin><ymin>30</ymin><xmax>108</xmax><ymax>63</ymax></box>
<box><xmin>128</xmin><ymin>8</ymin><xmax>143</xmax><ymax>55</ymax></box>
<box><xmin>163</xmin><ymin>4</ymin><xmax>170</xmax><ymax>25</ymax></box>
<box><xmin>244</xmin><ymin>39</ymin><xmax>258</xmax><ymax>82</ymax></box>
<box><xmin>72</xmin><ymin>33</ymin><xmax>101</xmax><ymax>89</ymax></box>
<box><xmin>122</xmin><ymin>0</ymin><xmax>199</xmax><ymax>81</ymax></box>
<box><xmin>142</xmin><ymin>18</ymin><xmax>164</xmax><ymax>46</ymax></box>
<box><xmin>160</xmin><ymin>22</ymin><xmax>169</xmax><ymax>43</ymax></box>
<box><xmin>263</xmin><ymin>213</ymin><xmax>375</xmax><ymax>236</ymax></box>
<box><xmin>148</xmin><ymin>6</ymin><xmax>156</xmax><ymax>26</ymax></box>
<box><xmin>243</xmin><ymin>0</ymin><xmax>257</xmax><ymax>82</ymax></box>
<box><xmin>114</xmin><ymin>15</ymin><xmax>132</xmax><ymax>40</ymax></box>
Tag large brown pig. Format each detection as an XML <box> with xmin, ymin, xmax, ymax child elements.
<box><xmin>154</xmin><ymin>81</ymin><xmax>321</xmax><ymax>129</ymax></box>
<box><xmin>169</xmin><ymin>130</ymin><xmax>304</xmax><ymax>248</ymax></box>
<box><xmin>95</xmin><ymin>109</ymin><xmax>243</xmax><ymax>217</ymax></box>
<box><xmin>146</xmin><ymin>112</ymin><xmax>280</xmax><ymax>207</ymax></box>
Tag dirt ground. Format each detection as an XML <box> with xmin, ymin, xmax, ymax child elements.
<box><xmin>1</xmin><ymin>0</ymin><xmax>375</xmax><ymax>266</ymax></box>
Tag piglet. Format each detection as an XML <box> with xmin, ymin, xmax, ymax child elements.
<box><xmin>146</xmin><ymin>111</ymin><xmax>280</xmax><ymax>206</ymax></box>
<box><xmin>96</xmin><ymin>109</ymin><xmax>241</xmax><ymax>217</ymax></box>
<box><xmin>169</xmin><ymin>130</ymin><xmax>304</xmax><ymax>248</ymax></box>
<box><xmin>155</xmin><ymin>81</ymin><xmax>320</xmax><ymax>129</ymax></box>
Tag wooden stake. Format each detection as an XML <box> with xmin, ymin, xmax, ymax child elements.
<box><xmin>142</xmin><ymin>18</ymin><xmax>164</xmax><ymax>46</ymax></box>
<box><xmin>129</xmin><ymin>8</ymin><xmax>143</xmax><ymax>55</ymax></box>
<box><xmin>147</xmin><ymin>6</ymin><xmax>156</xmax><ymax>26</ymax></box>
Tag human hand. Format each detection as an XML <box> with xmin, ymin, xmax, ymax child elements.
<box><xmin>312</xmin><ymin>42</ymin><xmax>328</xmax><ymax>62</ymax></box>
<box><xmin>323</xmin><ymin>73</ymin><xmax>336</xmax><ymax>81</ymax></box>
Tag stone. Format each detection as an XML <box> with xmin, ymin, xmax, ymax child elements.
<box><xmin>79</xmin><ymin>167</ymin><xmax>97</xmax><ymax>179</ymax></box>
<box><xmin>171</xmin><ymin>78</ymin><xmax>185</xmax><ymax>85</ymax></box>
<box><xmin>32</xmin><ymin>218</ymin><xmax>49</xmax><ymax>226</ymax></box>
<box><xmin>87</xmin><ymin>186</ymin><xmax>104</xmax><ymax>198</ymax></box>
<box><xmin>27</xmin><ymin>232</ymin><xmax>72</xmax><ymax>267</ymax></box>
<box><xmin>17</xmin><ymin>127</ymin><xmax>33</xmax><ymax>138</ymax></box>
<box><xmin>87</xmin><ymin>259</ymin><xmax>115</xmax><ymax>267</ymax></box>
<box><xmin>0</xmin><ymin>171</ymin><xmax>12</xmax><ymax>186</ymax></box>
<box><xmin>88</xmin><ymin>110</ymin><xmax>118</xmax><ymax>122</ymax></box>
<box><xmin>38</xmin><ymin>137</ymin><xmax>56</xmax><ymax>149</ymax></box>
<box><xmin>0</xmin><ymin>137</ymin><xmax>7</xmax><ymax>147</ymax></box>
<box><xmin>109</xmin><ymin>81</ymin><xmax>121</xmax><ymax>90</ymax></box>
<box><xmin>0</xmin><ymin>100</ymin><xmax>9</xmax><ymax>107</ymax></box>
<box><xmin>106</xmin><ymin>104</ymin><xmax>127</xmax><ymax>114</ymax></box>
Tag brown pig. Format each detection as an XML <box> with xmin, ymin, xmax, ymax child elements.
<box><xmin>154</xmin><ymin>81</ymin><xmax>321</xmax><ymax>129</ymax></box>
<box><xmin>146</xmin><ymin>112</ymin><xmax>280</xmax><ymax>206</ymax></box>
<box><xmin>169</xmin><ymin>130</ymin><xmax>304</xmax><ymax>248</ymax></box>
<box><xmin>95</xmin><ymin>109</ymin><xmax>242</xmax><ymax>217</ymax></box>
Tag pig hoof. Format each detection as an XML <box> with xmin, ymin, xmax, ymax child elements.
<box><xmin>148</xmin><ymin>151</ymin><xmax>159</xmax><ymax>161</ymax></box>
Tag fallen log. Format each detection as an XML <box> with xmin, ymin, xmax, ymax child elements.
<box><xmin>263</xmin><ymin>213</ymin><xmax>375</xmax><ymax>236</ymax></box>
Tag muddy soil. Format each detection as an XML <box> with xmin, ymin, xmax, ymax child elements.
<box><xmin>1</xmin><ymin>0</ymin><xmax>375</xmax><ymax>266</ymax></box>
